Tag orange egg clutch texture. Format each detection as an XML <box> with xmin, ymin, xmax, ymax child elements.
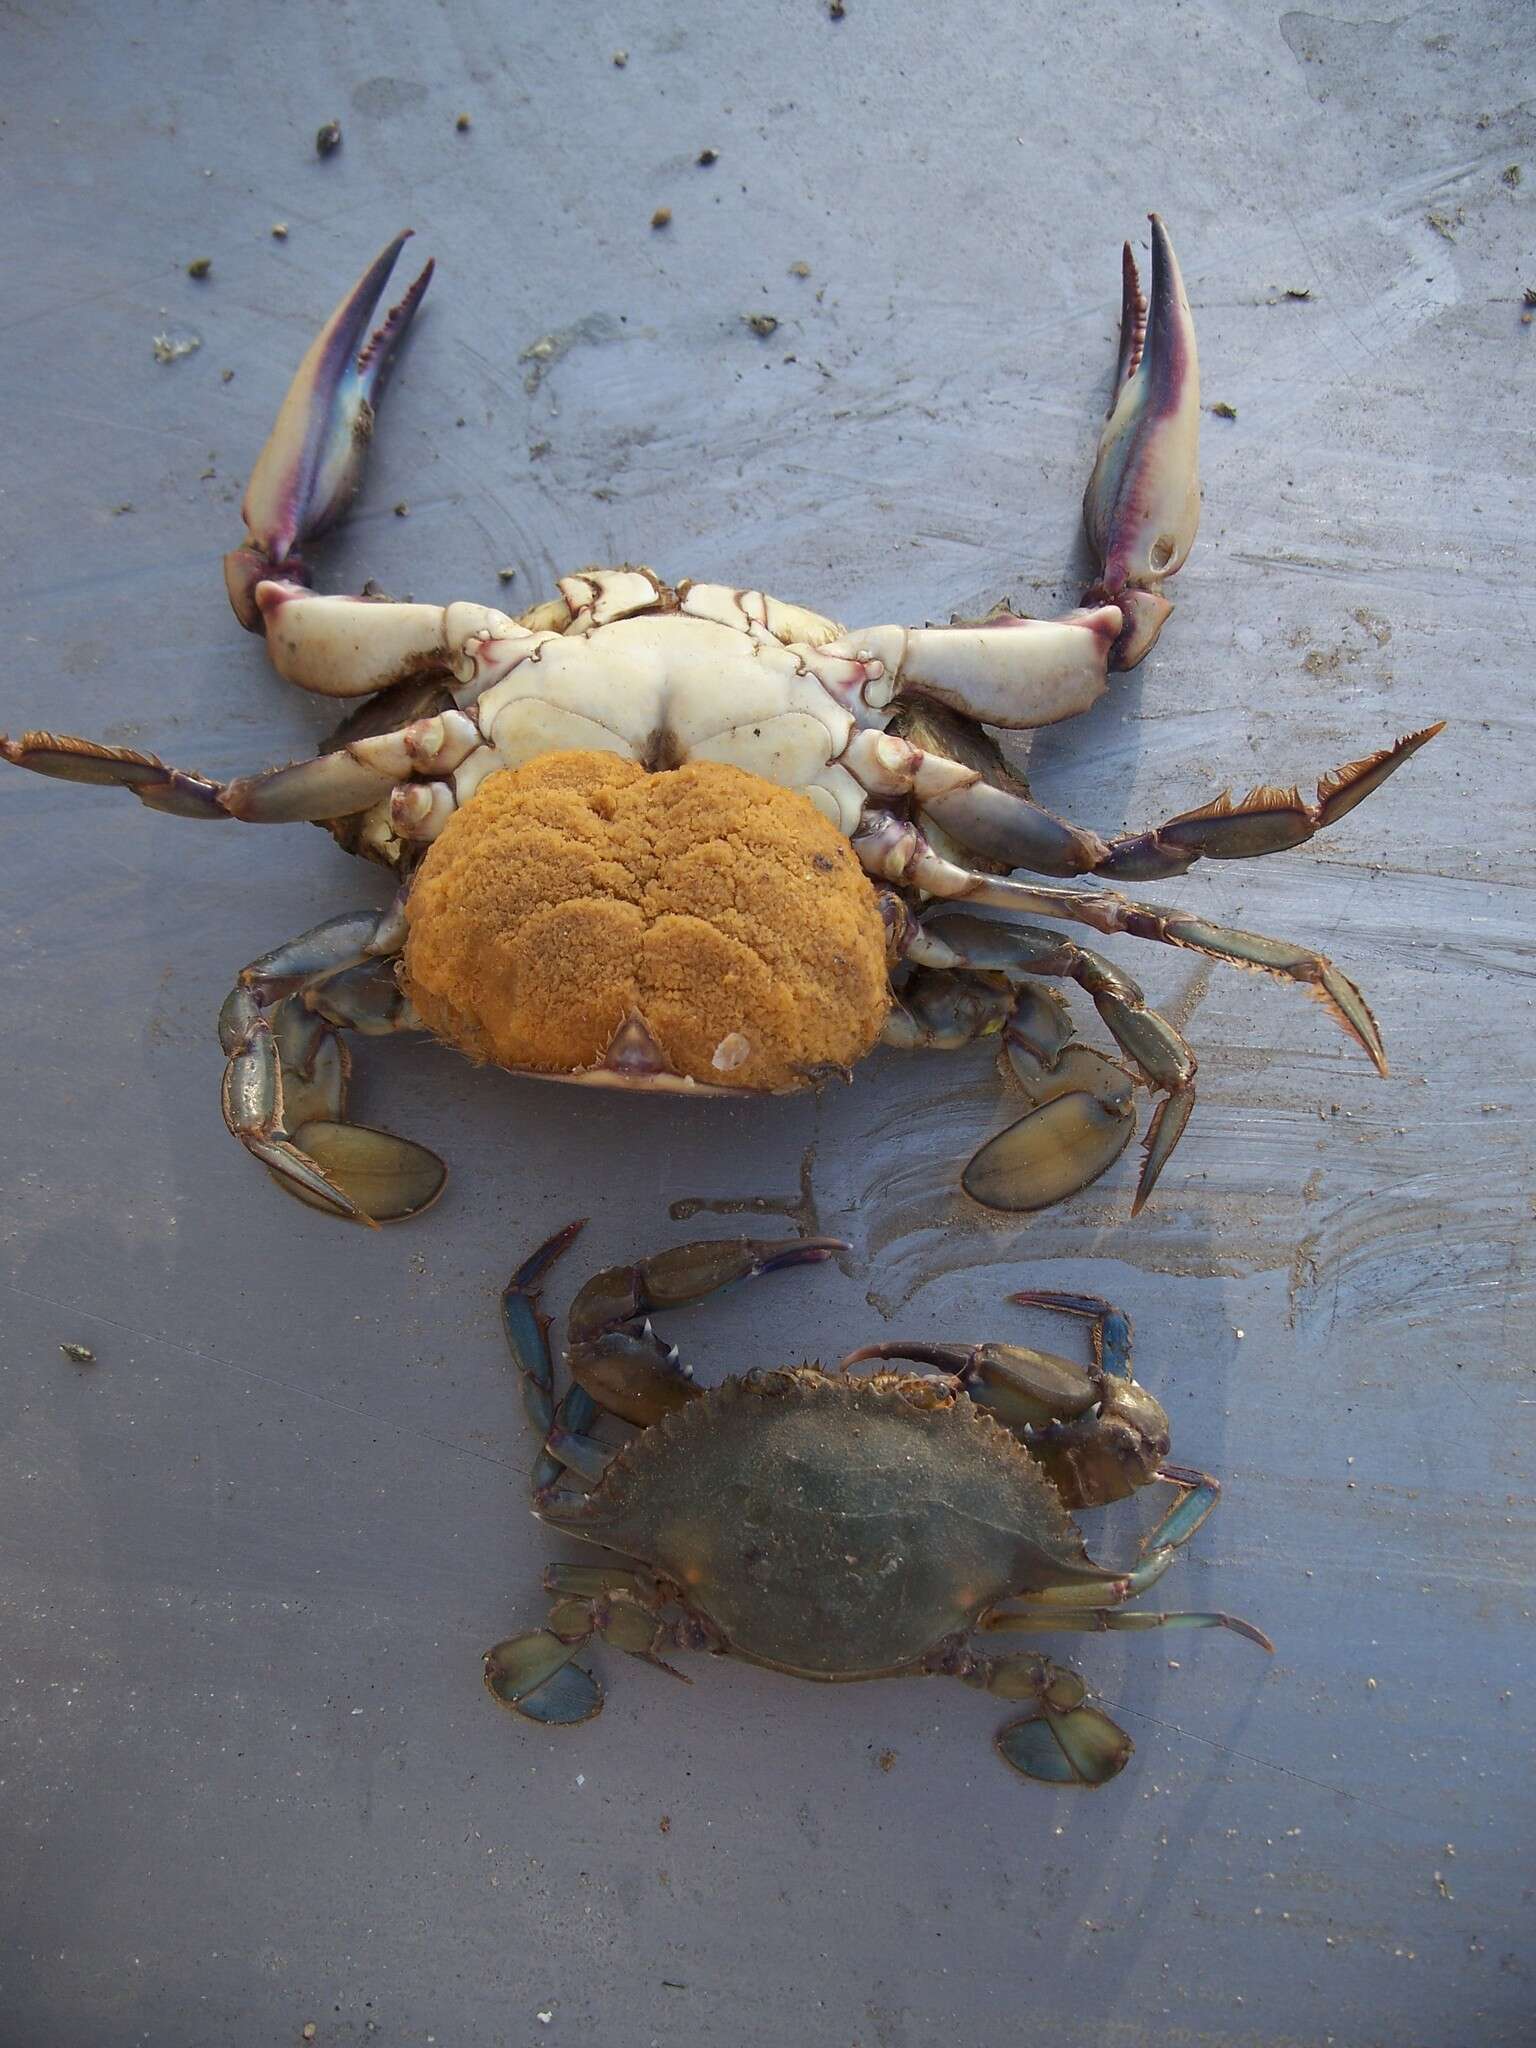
<box><xmin>403</xmin><ymin>752</ymin><xmax>891</xmax><ymax>1092</ymax></box>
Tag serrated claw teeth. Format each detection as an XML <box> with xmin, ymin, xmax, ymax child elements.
<box><xmin>225</xmin><ymin>231</ymin><xmax>433</xmax><ymax>627</ymax></box>
<box><xmin>1083</xmin><ymin>216</ymin><xmax>1201</xmax><ymax>667</ymax></box>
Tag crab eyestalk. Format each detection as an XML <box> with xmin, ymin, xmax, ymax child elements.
<box><xmin>1082</xmin><ymin>215</ymin><xmax>1200</xmax><ymax>669</ymax></box>
<box><xmin>224</xmin><ymin>231</ymin><xmax>434</xmax><ymax>629</ymax></box>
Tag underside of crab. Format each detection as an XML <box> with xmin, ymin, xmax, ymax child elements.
<box><xmin>482</xmin><ymin>1223</ymin><xmax>1272</xmax><ymax>1786</ymax></box>
<box><xmin>2</xmin><ymin>218</ymin><xmax>1440</xmax><ymax>1225</ymax></box>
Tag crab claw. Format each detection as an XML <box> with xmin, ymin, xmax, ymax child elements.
<box><xmin>1082</xmin><ymin>216</ymin><xmax>1200</xmax><ymax>669</ymax></box>
<box><xmin>224</xmin><ymin>231</ymin><xmax>434</xmax><ymax>629</ymax></box>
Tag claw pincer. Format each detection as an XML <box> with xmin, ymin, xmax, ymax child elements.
<box><xmin>224</xmin><ymin>231</ymin><xmax>433</xmax><ymax>628</ymax></box>
<box><xmin>1082</xmin><ymin>215</ymin><xmax>1201</xmax><ymax>668</ymax></box>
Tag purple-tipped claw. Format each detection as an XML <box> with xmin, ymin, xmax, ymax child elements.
<box><xmin>224</xmin><ymin>232</ymin><xmax>434</xmax><ymax>629</ymax></box>
<box><xmin>1082</xmin><ymin>216</ymin><xmax>1200</xmax><ymax>668</ymax></box>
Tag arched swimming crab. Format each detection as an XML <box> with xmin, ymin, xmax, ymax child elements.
<box><xmin>3</xmin><ymin>219</ymin><xmax>1439</xmax><ymax>1224</ymax></box>
<box><xmin>483</xmin><ymin>1222</ymin><xmax>1271</xmax><ymax>1787</ymax></box>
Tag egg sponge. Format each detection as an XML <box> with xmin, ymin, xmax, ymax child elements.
<box><xmin>402</xmin><ymin>749</ymin><xmax>890</xmax><ymax>1091</ymax></box>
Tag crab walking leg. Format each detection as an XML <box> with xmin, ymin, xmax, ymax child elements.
<box><xmin>484</xmin><ymin>1577</ymin><xmax>724</xmax><ymax>1726</ymax></box>
<box><xmin>891</xmin><ymin>910</ymin><xmax>1197</xmax><ymax>1212</ymax></box>
<box><xmin>499</xmin><ymin>1220</ymin><xmax>608</xmax><ymax>1505</ymax></box>
<box><xmin>878</xmin><ymin>957</ymin><xmax>1146</xmax><ymax>1205</ymax></box>
<box><xmin>923</xmin><ymin>1644</ymin><xmax>1136</xmax><ymax>1787</ymax></box>
<box><xmin>855</xmin><ymin>811</ymin><xmax>1389</xmax><ymax>1072</ymax></box>
<box><xmin>2</xmin><ymin>705</ymin><xmax>496</xmax><ymax>829</ymax></box>
<box><xmin>983</xmin><ymin>1465</ymin><xmax>1273</xmax><ymax>1649</ymax></box>
<box><xmin>999</xmin><ymin>1606</ymin><xmax>1272</xmax><ymax>1641</ymax></box>
<box><xmin>0</xmin><ymin>733</ymin><xmax>231</xmax><ymax>817</ymax></box>
<box><xmin>482</xmin><ymin>1631</ymin><xmax>604</xmax><ymax>1726</ymax></box>
<box><xmin>219</xmin><ymin>905</ymin><xmax>446</xmax><ymax>1224</ymax></box>
<box><xmin>844</xmin><ymin>724</ymin><xmax>1443</xmax><ymax>880</ymax></box>
<box><xmin>224</xmin><ymin>231</ymin><xmax>434</xmax><ymax>630</ymax></box>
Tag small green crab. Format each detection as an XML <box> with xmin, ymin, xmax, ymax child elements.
<box><xmin>484</xmin><ymin>1224</ymin><xmax>1271</xmax><ymax>1786</ymax></box>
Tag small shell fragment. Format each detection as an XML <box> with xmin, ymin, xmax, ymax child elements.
<box><xmin>711</xmin><ymin>1031</ymin><xmax>751</xmax><ymax>1073</ymax></box>
<box><xmin>61</xmin><ymin>1343</ymin><xmax>96</xmax><ymax>1365</ymax></box>
<box><xmin>315</xmin><ymin>119</ymin><xmax>342</xmax><ymax>157</ymax></box>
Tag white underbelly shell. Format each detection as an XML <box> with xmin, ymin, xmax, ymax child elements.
<box><xmin>473</xmin><ymin>614</ymin><xmax>867</xmax><ymax>830</ymax></box>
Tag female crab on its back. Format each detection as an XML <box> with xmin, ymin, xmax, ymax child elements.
<box><xmin>2</xmin><ymin>218</ymin><xmax>1440</xmax><ymax>1224</ymax></box>
<box><xmin>483</xmin><ymin>1221</ymin><xmax>1272</xmax><ymax>1787</ymax></box>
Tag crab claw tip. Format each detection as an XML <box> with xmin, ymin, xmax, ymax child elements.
<box><xmin>224</xmin><ymin>549</ymin><xmax>310</xmax><ymax>632</ymax></box>
<box><xmin>233</xmin><ymin>232</ymin><xmax>433</xmax><ymax>615</ymax></box>
<box><xmin>1083</xmin><ymin>216</ymin><xmax>1201</xmax><ymax>660</ymax></box>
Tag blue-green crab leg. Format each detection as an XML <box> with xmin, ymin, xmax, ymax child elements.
<box><xmin>1009</xmin><ymin>1290</ymin><xmax>1134</xmax><ymax>1379</ymax></box>
<box><xmin>499</xmin><ymin>1222</ymin><xmax>602</xmax><ymax>1494</ymax></box>
<box><xmin>483</xmin><ymin>1580</ymin><xmax>713</xmax><ymax>1727</ymax></box>
<box><xmin>485</xmin><ymin>1555</ymin><xmax>704</xmax><ymax>1734</ymax></box>
<box><xmin>1138</xmin><ymin>1460</ymin><xmax>1223</xmax><ymax>1555</ymax></box>
<box><xmin>490</xmin><ymin>1226</ymin><xmax>848</xmax><ymax>1729</ymax></box>
<box><xmin>482</xmin><ymin>1632</ymin><xmax>603</xmax><ymax>1725</ymax></box>
<box><xmin>863</xmin><ymin>815</ymin><xmax>1393</xmax><ymax>1210</ymax></box>
<box><xmin>983</xmin><ymin>1464</ymin><xmax>1272</xmax><ymax>1649</ymax></box>
<box><xmin>924</xmin><ymin>1642</ymin><xmax>1135</xmax><ymax>1787</ymax></box>
<box><xmin>218</xmin><ymin>900</ymin><xmax>445</xmax><ymax>1224</ymax></box>
<box><xmin>993</xmin><ymin>1607</ymin><xmax>1274</xmax><ymax>1648</ymax></box>
<box><xmin>992</xmin><ymin>1465</ymin><xmax>1218</xmax><ymax>1610</ymax></box>
<box><xmin>853</xmin><ymin>721</ymin><xmax>1440</xmax><ymax>882</ymax></box>
<box><xmin>0</xmin><ymin>732</ymin><xmax>230</xmax><ymax>818</ymax></box>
